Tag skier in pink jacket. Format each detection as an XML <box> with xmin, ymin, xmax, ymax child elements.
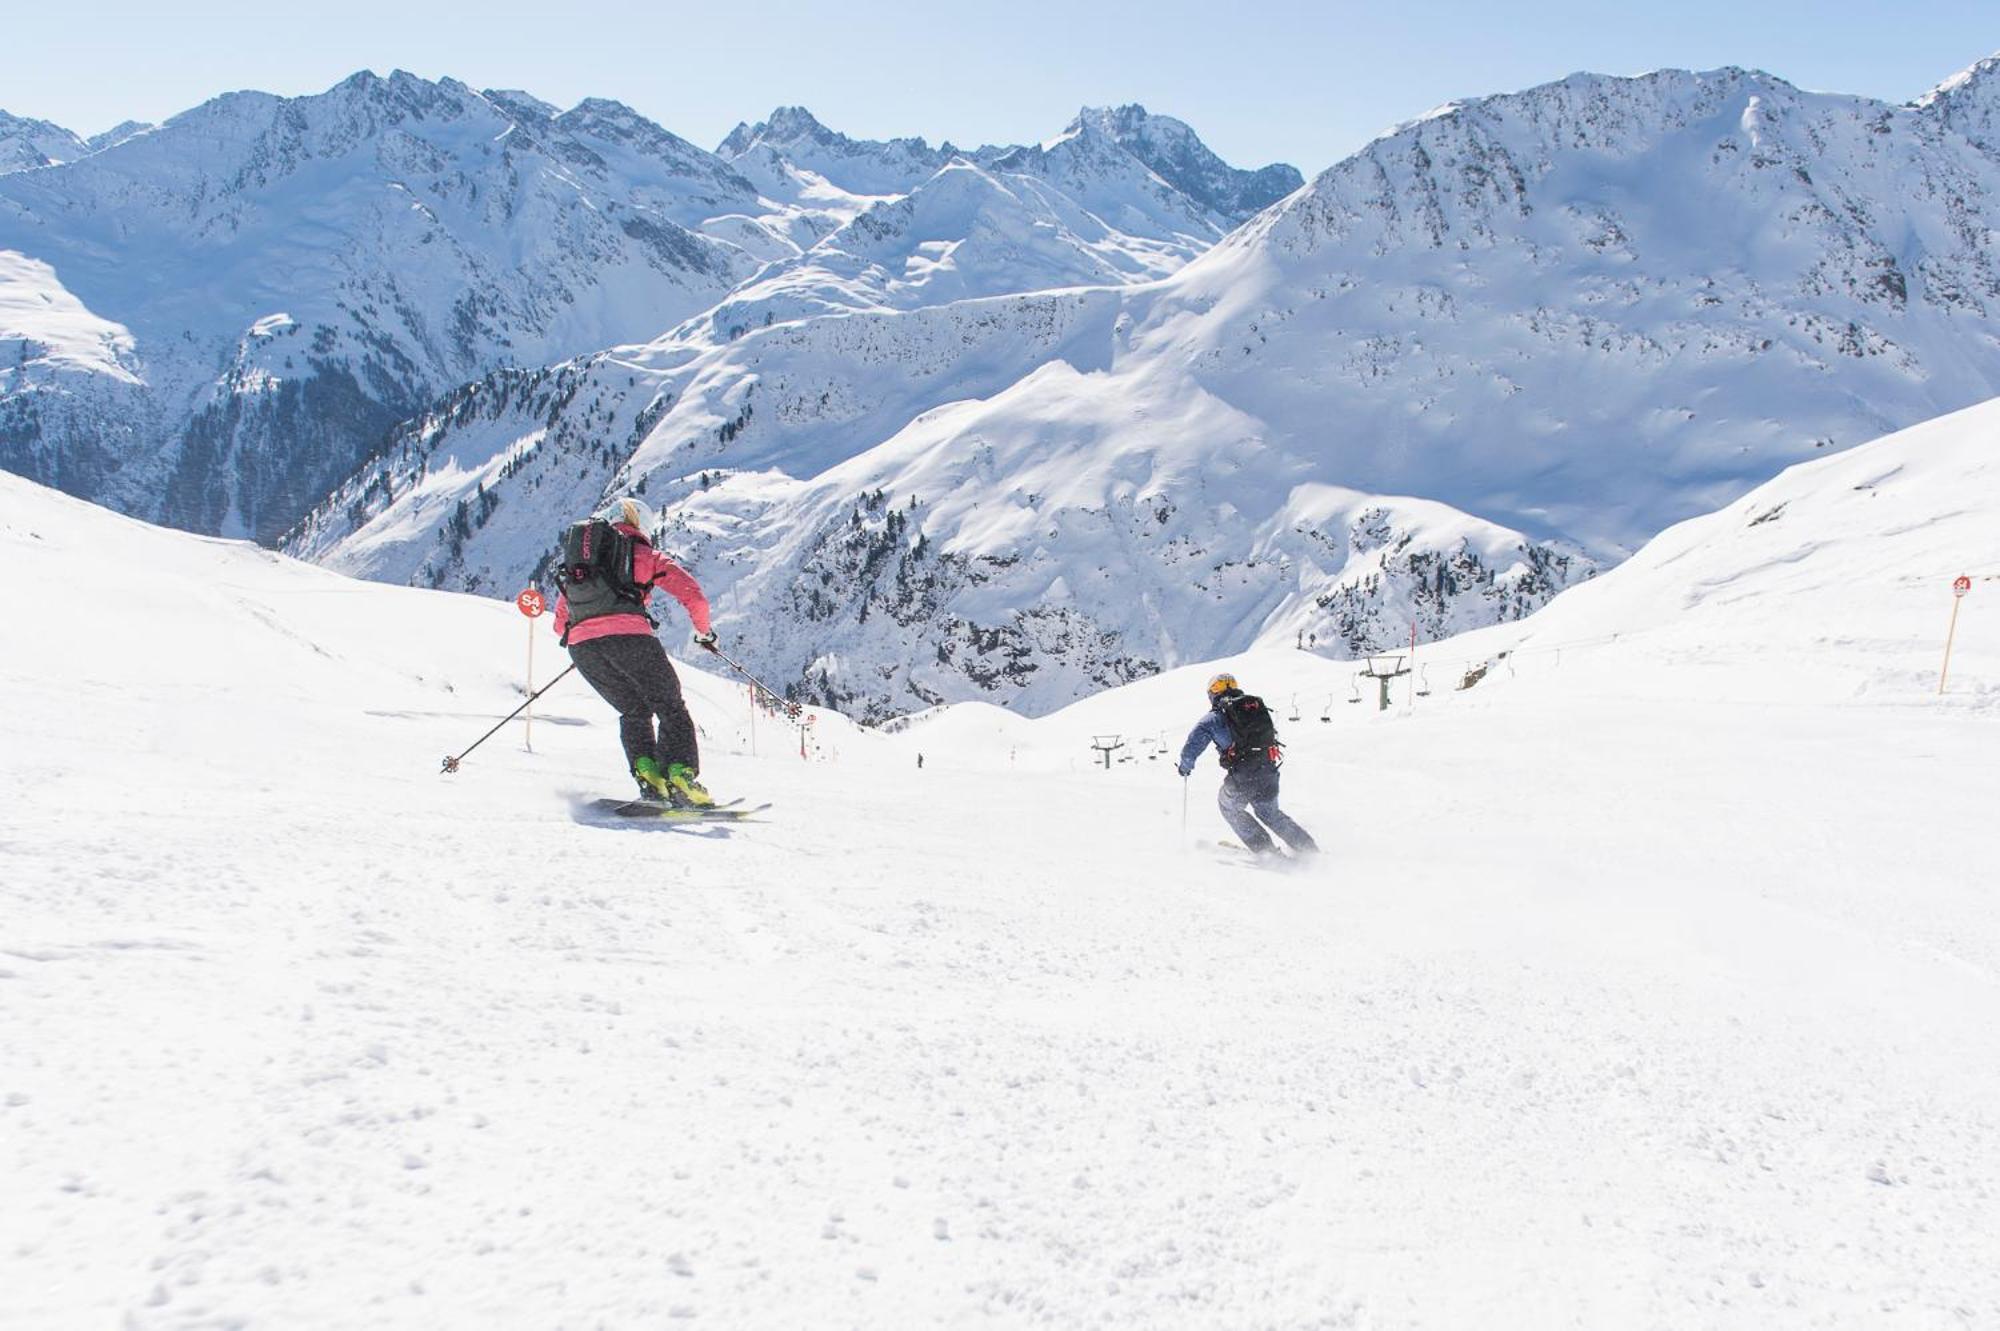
<box><xmin>554</xmin><ymin>496</ymin><xmax>719</xmax><ymax>806</ymax></box>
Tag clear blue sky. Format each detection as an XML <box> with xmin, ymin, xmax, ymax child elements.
<box><xmin>5</xmin><ymin>0</ymin><xmax>1995</xmax><ymax>174</ymax></box>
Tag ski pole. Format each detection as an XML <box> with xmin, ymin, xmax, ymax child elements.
<box><xmin>1181</xmin><ymin>775</ymin><xmax>1190</xmax><ymax>841</ymax></box>
<box><xmin>702</xmin><ymin>642</ymin><xmax>802</xmax><ymax>719</ymax></box>
<box><xmin>441</xmin><ymin>663</ymin><xmax>577</xmax><ymax>774</ymax></box>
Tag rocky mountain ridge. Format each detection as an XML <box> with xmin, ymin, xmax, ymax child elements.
<box><xmin>0</xmin><ymin>112</ymin><xmax>82</xmax><ymax>173</ymax></box>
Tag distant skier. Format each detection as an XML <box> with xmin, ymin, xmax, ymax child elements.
<box><xmin>553</xmin><ymin>497</ymin><xmax>719</xmax><ymax>807</ymax></box>
<box><xmin>1176</xmin><ymin>673</ymin><xmax>1317</xmax><ymax>858</ymax></box>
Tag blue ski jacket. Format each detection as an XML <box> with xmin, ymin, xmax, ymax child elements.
<box><xmin>1177</xmin><ymin>709</ymin><xmax>1234</xmax><ymax>777</ymax></box>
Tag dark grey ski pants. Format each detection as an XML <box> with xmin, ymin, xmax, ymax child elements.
<box><xmin>568</xmin><ymin>633</ymin><xmax>699</xmax><ymax>775</ymax></box>
<box><xmin>1219</xmin><ymin>762</ymin><xmax>1317</xmax><ymax>855</ymax></box>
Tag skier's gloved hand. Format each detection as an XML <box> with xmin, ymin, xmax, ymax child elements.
<box><xmin>1176</xmin><ymin>764</ymin><xmax>1191</xmax><ymax>778</ymax></box>
<box><xmin>693</xmin><ymin>630</ymin><xmax>719</xmax><ymax>653</ymax></box>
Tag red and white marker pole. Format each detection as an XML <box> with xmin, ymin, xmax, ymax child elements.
<box><xmin>516</xmin><ymin>588</ymin><xmax>547</xmax><ymax>747</ymax></box>
<box><xmin>1938</xmin><ymin>575</ymin><xmax>1972</xmax><ymax>695</ymax></box>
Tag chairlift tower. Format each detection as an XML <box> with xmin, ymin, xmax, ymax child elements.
<box><xmin>1359</xmin><ymin>654</ymin><xmax>1410</xmax><ymax>712</ymax></box>
<box><xmin>1090</xmin><ymin>735</ymin><xmax>1126</xmax><ymax>769</ymax></box>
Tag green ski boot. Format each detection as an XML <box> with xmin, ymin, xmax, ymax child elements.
<box><xmin>632</xmin><ymin>757</ymin><xmax>684</xmax><ymax>805</ymax></box>
<box><xmin>666</xmin><ymin>762</ymin><xmax>715</xmax><ymax>808</ymax></box>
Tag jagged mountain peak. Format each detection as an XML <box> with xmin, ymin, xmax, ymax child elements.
<box><xmin>1914</xmin><ymin>51</ymin><xmax>2000</xmax><ymax>108</ymax></box>
<box><xmin>722</xmin><ymin>104</ymin><xmax>943</xmax><ymax>158</ymax></box>
<box><xmin>332</xmin><ymin>67</ymin><xmax>464</xmax><ymax>94</ymax></box>
<box><xmin>1074</xmin><ymin>103</ymin><xmax>1154</xmax><ymax>133</ymax></box>
<box><xmin>717</xmin><ymin>106</ymin><xmax>955</xmax><ymax>197</ymax></box>
<box><xmin>328</xmin><ymin>68</ymin><xmax>484</xmax><ymax>115</ymax></box>
<box><xmin>482</xmin><ymin>88</ymin><xmax>562</xmax><ymax>122</ymax></box>
<box><xmin>553</xmin><ymin>96</ymin><xmax>745</xmax><ymax>174</ymax></box>
<box><xmin>761</xmin><ymin>105</ymin><xmax>836</xmax><ymax>144</ymax></box>
<box><xmin>1915</xmin><ymin>51</ymin><xmax>2000</xmax><ymax>155</ymax></box>
<box><xmin>719</xmin><ymin>100</ymin><xmax>1298</xmax><ymax>223</ymax></box>
<box><xmin>0</xmin><ymin>109</ymin><xmax>90</xmax><ymax>173</ymax></box>
<box><xmin>567</xmin><ymin>95</ymin><xmax>649</xmax><ymax>121</ymax></box>
<box><xmin>1292</xmin><ymin>61</ymin><xmax>1885</xmax><ymax>233</ymax></box>
<box><xmin>1</xmin><ymin>110</ymin><xmax>155</xmax><ymax>174</ymax></box>
<box><xmin>724</xmin><ymin>105</ymin><xmax>832</xmax><ymax>150</ymax></box>
<box><xmin>109</xmin><ymin>68</ymin><xmax>493</xmax><ymax>159</ymax></box>
<box><xmin>85</xmin><ymin>121</ymin><xmax>153</xmax><ymax>153</ymax></box>
<box><xmin>1367</xmin><ymin>64</ymin><xmax>1808</xmax><ymax>154</ymax></box>
<box><xmin>715</xmin><ymin>119</ymin><xmax>760</xmax><ymax>158</ymax></box>
<box><xmin>1068</xmin><ymin>102</ymin><xmax>1204</xmax><ymax>154</ymax></box>
<box><xmin>1067</xmin><ymin>101</ymin><xmax>1303</xmax><ymax>221</ymax></box>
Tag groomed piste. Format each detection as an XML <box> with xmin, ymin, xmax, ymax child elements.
<box><xmin>3</xmin><ymin>399</ymin><xmax>1996</xmax><ymax>1327</ymax></box>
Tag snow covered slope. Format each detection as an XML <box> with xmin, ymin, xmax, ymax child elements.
<box><xmin>1434</xmin><ymin>390</ymin><xmax>2000</xmax><ymax>707</ymax></box>
<box><xmin>6</xmin><ymin>440</ymin><xmax>1997</xmax><ymax>1326</ymax></box>
<box><xmin>298</xmin><ymin>59</ymin><xmax>2000</xmax><ymax>721</ymax></box>
<box><xmin>0</xmin><ymin>72</ymin><xmax>766</xmax><ymax>543</ymax></box>
<box><xmin>948</xmin><ymin>390</ymin><xmax>1999</xmax><ymax>762</ymax></box>
<box><xmin>290</xmin><ymin>291</ymin><xmax>1585</xmax><ymax>720</ymax></box>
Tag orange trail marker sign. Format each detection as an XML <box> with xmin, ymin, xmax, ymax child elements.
<box><xmin>516</xmin><ymin>589</ymin><xmax>546</xmax><ymax>748</ymax></box>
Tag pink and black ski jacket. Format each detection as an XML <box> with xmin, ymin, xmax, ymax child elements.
<box><xmin>552</xmin><ymin>523</ymin><xmax>713</xmax><ymax>646</ymax></box>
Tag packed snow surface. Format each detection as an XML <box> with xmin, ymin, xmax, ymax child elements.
<box><xmin>3</xmin><ymin>398</ymin><xmax>1997</xmax><ymax>1327</ymax></box>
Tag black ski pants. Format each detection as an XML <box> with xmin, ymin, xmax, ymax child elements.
<box><xmin>568</xmin><ymin>633</ymin><xmax>699</xmax><ymax>776</ymax></box>
<box><xmin>1219</xmin><ymin>761</ymin><xmax>1317</xmax><ymax>855</ymax></box>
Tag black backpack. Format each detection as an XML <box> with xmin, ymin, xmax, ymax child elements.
<box><xmin>555</xmin><ymin>519</ymin><xmax>650</xmax><ymax>641</ymax></box>
<box><xmin>1218</xmin><ymin>692</ymin><xmax>1281</xmax><ymax>769</ymax></box>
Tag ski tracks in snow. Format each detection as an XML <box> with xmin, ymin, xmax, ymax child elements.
<box><xmin>5</xmin><ymin>670</ymin><xmax>2000</xmax><ymax>1326</ymax></box>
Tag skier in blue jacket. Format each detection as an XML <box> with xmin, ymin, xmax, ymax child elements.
<box><xmin>1178</xmin><ymin>673</ymin><xmax>1318</xmax><ymax>858</ymax></box>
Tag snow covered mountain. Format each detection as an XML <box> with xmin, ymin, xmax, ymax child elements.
<box><xmin>998</xmin><ymin>105</ymin><xmax>1303</xmax><ymax>227</ymax></box>
<box><xmin>713</xmin><ymin>102</ymin><xmax>1303</xmax><ymax>229</ymax></box>
<box><xmin>1</xmin><ymin>112</ymin><xmax>155</xmax><ymax>173</ymax></box>
<box><xmin>0</xmin><ymin>85</ymin><xmax>1293</xmax><ymax>547</ymax></box>
<box><xmin>1068</xmin><ymin>104</ymin><xmax>1304</xmax><ymax>223</ymax></box>
<box><xmin>0</xmin><ymin>112</ymin><xmax>85</xmax><ymax>173</ymax></box>
<box><xmin>0</xmin><ymin>72</ymin><xmax>767</xmax><ymax>542</ymax></box>
<box><xmin>718</xmin><ymin>105</ymin><xmax>957</xmax><ymax>199</ymax></box>
<box><xmin>289</xmin><ymin>282</ymin><xmax>1587</xmax><ymax>721</ymax></box>
<box><xmin>1153</xmin><ymin>61</ymin><xmax>2000</xmax><ymax>554</ymax></box>
<box><xmin>689</xmin><ymin>104</ymin><xmax>1304</xmax><ymax>338</ymax></box>
<box><xmin>689</xmin><ymin>155</ymin><xmax>1220</xmax><ymax>341</ymax></box>
<box><xmin>296</xmin><ymin>57</ymin><xmax>2000</xmax><ymax>721</ymax></box>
